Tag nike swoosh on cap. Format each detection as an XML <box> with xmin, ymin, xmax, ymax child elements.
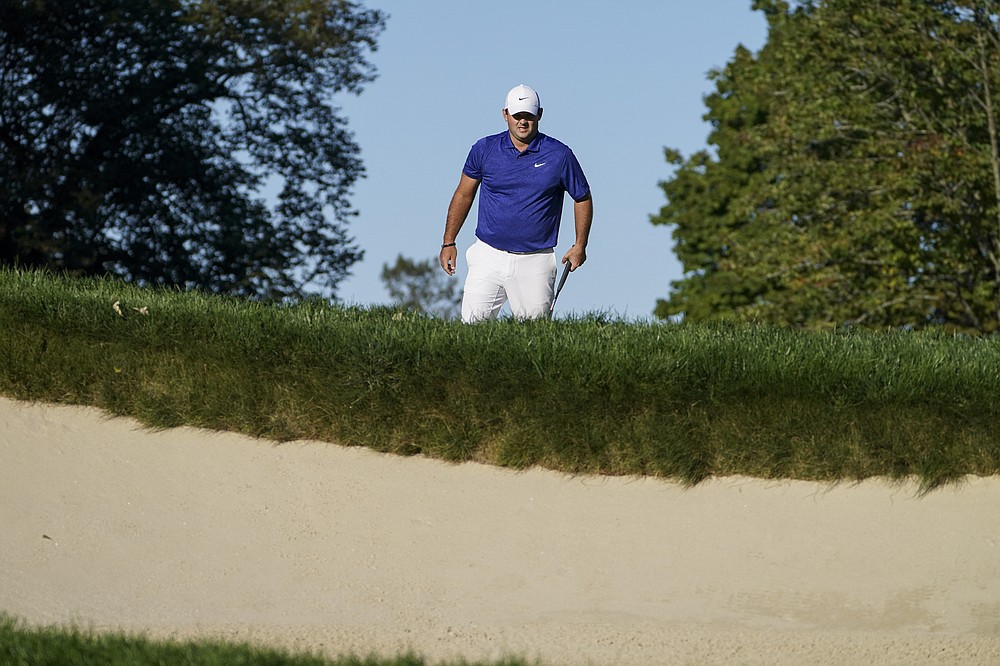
<box><xmin>519</xmin><ymin>96</ymin><xmax>530</xmax><ymax>100</ymax></box>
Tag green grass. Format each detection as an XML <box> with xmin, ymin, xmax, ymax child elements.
<box><xmin>2</xmin><ymin>267</ymin><xmax>999</xmax><ymax>492</ymax></box>
<box><xmin>0</xmin><ymin>614</ymin><xmax>531</xmax><ymax>666</ymax></box>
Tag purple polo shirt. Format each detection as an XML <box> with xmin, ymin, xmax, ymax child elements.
<box><xmin>462</xmin><ymin>131</ymin><xmax>590</xmax><ymax>253</ymax></box>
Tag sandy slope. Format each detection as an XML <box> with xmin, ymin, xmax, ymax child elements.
<box><xmin>1</xmin><ymin>396</ymin><xmax>998</xmax><ymax>665</ymax></box>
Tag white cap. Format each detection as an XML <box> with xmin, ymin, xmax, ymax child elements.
<box><xmin>504</xmin><ymin>84</ymin><xmax>540</xmax><ymax>116</ymax></box>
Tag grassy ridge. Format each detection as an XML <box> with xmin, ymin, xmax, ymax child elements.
<box><xmin>2</xmin><ymin>267</ymin><xmax>999</xmax><ymax>491</ymax></box>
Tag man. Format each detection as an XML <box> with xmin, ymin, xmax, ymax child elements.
<box><xmin>439</xmin><ymin>84</ymin><xmax>593</xmax><ymax>322</ymax></box>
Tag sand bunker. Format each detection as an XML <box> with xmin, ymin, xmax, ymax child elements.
<box><xmin>1</xmin><ymin>397</ymin><xmax>998</xmax><ymax>664</ymax></box>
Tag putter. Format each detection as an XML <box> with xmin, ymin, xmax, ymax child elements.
<box><xmin>549</xmin><ymin>260</ymin><xmax>572</xmax><ymax>318</ymax></box>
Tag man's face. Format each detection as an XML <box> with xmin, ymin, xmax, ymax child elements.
<box><xmin>503</xmin><ymin>109</ymin><xmax>542</xmax><ymax>146</ymax></box>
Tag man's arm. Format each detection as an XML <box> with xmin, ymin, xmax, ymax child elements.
<box><xmin>561</xmin><ymin>193</ymin><xmax>593</xmax><ymax>271</ymax></box>
<box><xmin>440</xmin><ymin>174</ymin><xmax>480</xmax><ymax>275</ymax></box>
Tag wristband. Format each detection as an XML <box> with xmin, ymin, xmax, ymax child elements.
<box><xmin>441</xmin><ymin>242</ymin><xmax>456</xmax><ymax>248</ymax></box>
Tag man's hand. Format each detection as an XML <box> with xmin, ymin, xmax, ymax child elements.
<box><xmin>440</xmin><ymin>245</ymin><xmax>458</xmax><ymax>275</ymax></box>
<box><xmin>561</xmin><ymin>244</ymin><xmax>587</xmax><ymax>271</ymax></box>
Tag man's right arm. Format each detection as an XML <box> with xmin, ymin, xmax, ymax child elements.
<box><xmin>440</xmin><ymin>174</ymin><xmax>480</xmax><ymax>275</ymax></box>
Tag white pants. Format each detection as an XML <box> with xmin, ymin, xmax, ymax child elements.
<box><xmin>462</xmin><ymin>239</ymin><xmax>557</xmax><ymax>323</ymax></box>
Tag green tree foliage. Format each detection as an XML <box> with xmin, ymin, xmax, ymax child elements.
<box><xmin>654</xmin><ymin>0</ymin><xmax>1000</xmax><ymax>332</ymax></box>
<box><xmin>380</xmin><ymin>255</ymin><xmax>462</xmax><ymax>319</ymax></box>
<box><xmin>0</xmin><ymin>0</ymin><xmax>386</xmax><ymax>298</ymax></box>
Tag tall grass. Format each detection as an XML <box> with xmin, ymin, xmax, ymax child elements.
<box><xmin>2</xmin><ymin>267</ymin><xmax>999</xmax><ymax>491</ymax></box>
<box><xmin>0</xmin><ymin>613</ymin><xmax>531</xmax><ymax>666</ymax></box>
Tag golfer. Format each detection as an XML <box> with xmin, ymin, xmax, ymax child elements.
<box><xmin>439</xmin><ymin>84</ymin><xmax>593</xmax><ymax>322</ymax></box>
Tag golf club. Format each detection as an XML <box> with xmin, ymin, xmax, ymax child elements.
<box><xmin>549</xmin><ymin>259</ymin><xmax>572</xmax><ymax>318</ymax></box>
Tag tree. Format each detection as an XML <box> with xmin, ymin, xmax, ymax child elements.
<box><xmin>654</xmin><ymin>0</ymin><xmax>1000</xmax><ymax>332</ymax></box>
<box><xmin>0</xmin><ymin>0</ymin><xmax>386</xmax><ymax>298</ymax></box>
<box><xmin>380</xmin><ymin>255</ymin><xmax>462</xmax><ymax>319</ymax></box>
<box><xmin>653</xmin><ymin>44</ymin><xmax>772</xmax><ymax>323</ymax></box>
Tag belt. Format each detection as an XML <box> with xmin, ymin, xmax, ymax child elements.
<box><xmin>498</xmin><ymin>247</ymin><xmax>554</xmax><ymax>256</ymax></box>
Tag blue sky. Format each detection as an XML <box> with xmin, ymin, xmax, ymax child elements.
<box><xmin>332</xmin><ymin>1</ymin><xmax>768</xmax><ymax>319</ymax></box>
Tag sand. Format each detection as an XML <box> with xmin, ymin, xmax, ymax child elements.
<box><xmin>1</xmin><ymin>395</ymin><xmax>998</xmax><ymax>665</ymax></box>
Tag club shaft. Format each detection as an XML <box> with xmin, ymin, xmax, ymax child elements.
<box><xmin>549</xmin><ymin>261</ymin><xmax>572</xmax><ymax>315</ymax></box>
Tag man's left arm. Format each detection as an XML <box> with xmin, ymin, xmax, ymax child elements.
<box><xmin>562</xmin><ymin>193</ymin><xmax>593</xmax><ymax>270</ymax></box>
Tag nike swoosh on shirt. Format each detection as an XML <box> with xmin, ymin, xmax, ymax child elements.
<box><xmin>534</xmin><ymin>162</ymin><xmax>546</xmax><ymax>168</ymax></box>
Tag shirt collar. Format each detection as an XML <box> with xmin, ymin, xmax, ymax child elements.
<box><xmin>505</xmin><ymin>131</ymin><xmax>544</xmax><ymax>154</ymax></box>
